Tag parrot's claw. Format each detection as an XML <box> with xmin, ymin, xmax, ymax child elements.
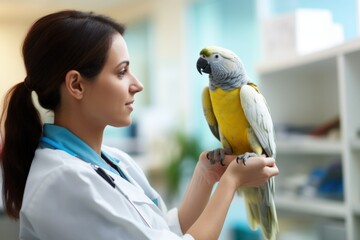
<box><xmin>236</xmin><ymin>152</ymin><xmax>259</xmax><ymax>166</ymax></box>
<box><xmin>206</xmin><ymin>148</ymin><xmax>226</xmax><ymax>166</ymax></box>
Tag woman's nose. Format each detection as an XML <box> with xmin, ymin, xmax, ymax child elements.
<box><xmin>130</xmin><ymin>76</ymin><xmax>144</xmax><ymax>93</ymax></box>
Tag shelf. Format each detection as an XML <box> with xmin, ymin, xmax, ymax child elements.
<box><xmin>351</xmin><ymin>205</ymin><xmax>360</xmax><ymax>217</ymax></box>
<box><xmin>276</xmin><ymin>137</ymin><xmax>342</xmax><ymax>155</ymax></box>
<box><xmin>353</xmin><ymin>206</ymin><xmax>360</xmax><ymax>215</ymax></box>
<box><xmin>257</xmin><ymin>37</ymin><xmax>360</xmax><ymax>75</ymax></box>
<box><xmin>258</xmin><ymin>38</ymin><xmax>360</xmax><ymax>240</ymax></box>
<box><xmin>351</xmin><ymin>138</ymin><xmax>360</xmax><ymax>151</ymax></box>
<box><xmin>276</xmin><ymin>194</ymin><xmax>346</xmax><ymax>218</ymax></box>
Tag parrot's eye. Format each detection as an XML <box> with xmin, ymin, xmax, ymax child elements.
<box><xmin>215</xmin><ymin>54</ymin><xmax>219</xmax><ymax>59</ymax></box>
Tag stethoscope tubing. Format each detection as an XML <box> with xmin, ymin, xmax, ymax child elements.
<box><xmin>91</xmin><ymin>164</ymin><xmax>153</xmax><ymax>228</ymax></box>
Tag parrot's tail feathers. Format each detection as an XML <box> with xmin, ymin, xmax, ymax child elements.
<box><xmin>245</xmin><ymin>202</ymin><xmax>260</xmax><ymax>230</ymax></box>
<box><xmin>259</xmin><ymin>199</ymin><xmax>279</xmax><ymax>240</ymax></box>
<box><xmin>259</xmin><ymin>180</ymin><xmax>279</xmax><ymax>240</ymax></box>
<box><xmin>243</xmin><ymin>179</ymin><xmax>279</xmax><ymax>240</ymax></box>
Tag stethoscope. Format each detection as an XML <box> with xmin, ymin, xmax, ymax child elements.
<box><xmin>40</xmin><ymin>137</ymin><xmax>153</xmax><ymax>228</ymax></box>
<box><xmin>90</xmin><ymin>164</ymin><xmax>152</xmax><ymax>228</ymax></box>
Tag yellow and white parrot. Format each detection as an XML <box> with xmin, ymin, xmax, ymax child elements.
<box><xmin>196</xmin><ymin>46</ymin><xmax>278</xmax><ymax>240</ymax></box>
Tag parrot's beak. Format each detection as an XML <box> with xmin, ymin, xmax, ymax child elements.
<box><xmin>196</xmin><ymin>57</ymin><xmax>211</xmax><ymax>75</ymax></box>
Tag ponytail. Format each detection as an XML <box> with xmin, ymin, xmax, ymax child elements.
<box><xmin>1</xmin><ymin>81</ymin><xmax>42</xmax><ymax>219</ymax></box>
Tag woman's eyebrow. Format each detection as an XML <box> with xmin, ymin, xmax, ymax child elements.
<box><xmin>116</xmin><ymin>60</ymin><xmax>130</xmax><ymax>68</ymax></box>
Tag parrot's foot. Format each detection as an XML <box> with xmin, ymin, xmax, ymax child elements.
<box><xmin>236</xmin><ymin>152</ymin><xmax>259</xmax><ymax>166</ymax></box>
<box><xmin>206</xmin><ymin>148</ymin><xmax>227</xmax><ymax>166</ymax></box>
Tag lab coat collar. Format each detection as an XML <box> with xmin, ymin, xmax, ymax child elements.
<box><xmin>40</xmin><ymin>124</ymin><xmax>120</xmax><ymax>176</ymax></box>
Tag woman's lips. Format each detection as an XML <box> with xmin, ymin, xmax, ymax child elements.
<box><xmin>126</xmin><ymin>100</ymin><xmax>134</xmax><ymax>110</ymax></box>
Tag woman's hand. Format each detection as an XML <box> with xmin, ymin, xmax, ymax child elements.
<box><xmin>195</xmin><ymin>151</ymin><xmax>228</xmax><ymax>186</ymax></box>
<box><xmin>196</xmin><ymin>151</ymin><xmax>278</xmax><ymax>188</ymax></box>
<box><xmin>224</xmin><ymin>155</ymin><xmax>278</xmax><ymax>190</ymax></box>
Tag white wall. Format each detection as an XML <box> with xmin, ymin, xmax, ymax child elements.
<box><xmin>0</xmin><ymin>20</ymin><xmax>31</xmax><ymax>109</ymax></box>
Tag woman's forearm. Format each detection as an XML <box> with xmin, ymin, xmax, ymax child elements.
<box><xmin>178</xmin><ymin>163</ymin><xmax>213</xmax><ymax>233</ymax></box>
<box><xmin>186</xmin><ymin>175</ymin><xmax>236</xmax><ymax>240</ymax></box>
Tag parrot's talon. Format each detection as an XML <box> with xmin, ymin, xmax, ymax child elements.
<box><xmin>236</xmin><ymin>155</ymin><xmax>246</xmax><ymax>166</ymax></box>
<box><xmin>206</xmin><ymin>153</ymin><xmax>215</xmax><ymax>164</ymax></box>
<box><xmin>236</xmin><ymin>152</ymin><xmax>258</xmax><ymax>166</ymax></box>
<box><xmin>207</xmin><ymin>148</ymin><xmax>226</xmax><ymax>165</ymax></box>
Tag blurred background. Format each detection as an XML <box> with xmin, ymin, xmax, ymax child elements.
<box><xmin>1</xmin><ymin>0</ymin><xmax>360</xmax><ymax>239</ymax></box>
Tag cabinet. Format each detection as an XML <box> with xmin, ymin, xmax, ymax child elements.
<box><xmin>257</xmin><ymin>38</ymin><xmax>360</xmax><ymax>240</ymax></box>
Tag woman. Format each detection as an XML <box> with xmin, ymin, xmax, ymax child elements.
<box><xmin>1</xmin><ymin>10</ymin><xmax>278</xmax><ymax>240</ymax></box>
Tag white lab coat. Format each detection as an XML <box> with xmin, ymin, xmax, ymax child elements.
<box><xmin>20</xmin><ymin>146</ymin><xmax>194</xmax><ymax>240</ymax></box>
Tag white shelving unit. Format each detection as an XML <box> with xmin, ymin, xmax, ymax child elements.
<box><xmin>276</xmin><ymin>194</ymin><xmax>346</xmax><ymax>218</ymax></box>
<box><xmin>257</xmin><ymin>37</ymin><xmax>360</xmax><ymax>240</ymax></box>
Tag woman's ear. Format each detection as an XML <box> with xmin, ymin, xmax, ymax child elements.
<box><xmin>64</xmin><ymin>70</ymin><xmax>84</xmax><ymax>100</ymax></box>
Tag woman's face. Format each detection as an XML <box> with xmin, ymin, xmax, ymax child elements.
<box><xmin>82</xmin><ymin>33</ymin><xmax>143</xmax><ymax>128</ymax></box>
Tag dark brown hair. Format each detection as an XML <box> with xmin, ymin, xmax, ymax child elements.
<box><xmin>0</xmin><ymin>10</ymin><xmax>125</xmax><ymax>219</ymax></box>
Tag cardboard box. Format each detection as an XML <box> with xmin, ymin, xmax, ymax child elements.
<box><xmin>261</xmin><ymin>9</ymin><xmax>344</xmax><ymax>60</ymax></box>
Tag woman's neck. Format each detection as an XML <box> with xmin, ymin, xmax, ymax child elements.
<box><xmin>54</xmin><ymin>116</ymin><xmax>104</xmax><ymax>155</ymax></box>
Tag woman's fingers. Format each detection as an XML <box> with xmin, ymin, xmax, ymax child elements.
<box><xmin>265</xmin><ymin>157</ymin><xmax>275</xmax><ymax>166</ymax></box>
<box><xmin>203</xmin><ymin>151</ymin><xmax>279</xmax><ymax>177</ymax></box>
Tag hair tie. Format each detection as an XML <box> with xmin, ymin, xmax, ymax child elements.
<box><xmin>23</xmin><ymin>77</ymin><xmax>32</xmax><ymax>92</ymax></box>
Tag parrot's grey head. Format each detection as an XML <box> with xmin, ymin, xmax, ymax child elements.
<box><xmin>196</xmin><ymin>46</ymin><xmax>248</xmax><ymax>90</ymax></box>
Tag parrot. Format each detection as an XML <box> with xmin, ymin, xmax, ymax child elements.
<box><xmin>196</xmin><ymin>46</ymin><xmax>278</xmax><ymax>240</ymax></box>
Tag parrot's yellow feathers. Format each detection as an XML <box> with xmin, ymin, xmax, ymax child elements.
<box><xmin>199</xmin><ymin>48</ymin><xmax>212</xmax><ymax>57</ymax></box>
<box><xmin>199</xmin><ymin>46</ymin><xmax>238</xmax><ymax>60</ymax></box>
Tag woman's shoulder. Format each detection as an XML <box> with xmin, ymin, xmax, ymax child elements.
<box><xmin>32</xmin><ymin>147</ymin><xmax>90</xmax><ymax>173</ymax></box>
<box><xmin>27</xmin><ymin>148</ymin><xmax>93</xmax><ymax>188</ymax></box>
<box><xmin>23</xmin><ymin>148</ymin><xmax>107</xmax><ymax>212</ymax></box>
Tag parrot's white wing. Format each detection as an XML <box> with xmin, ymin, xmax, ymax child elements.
<box><xmin>240</xmin><ymin>84</ymin><xmax>276</xmax><ymax>158</ymax></box>
<box><xmin>240</xmin><ymin>84</ymin><xmax>278</xmax><ymax>240</ymax></box>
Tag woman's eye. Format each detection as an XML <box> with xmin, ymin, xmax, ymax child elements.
<box><xmin>118</xmin><ymin>68</ymin><xmax>127</xmax><ymax>78</ymax></box>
